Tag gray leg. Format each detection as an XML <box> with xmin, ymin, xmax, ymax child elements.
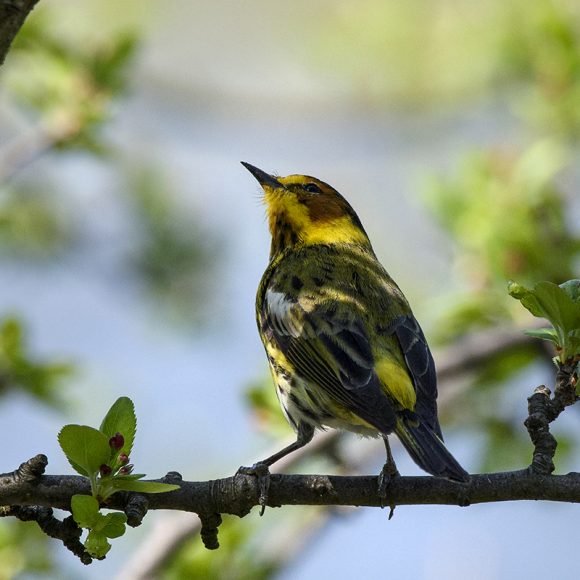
<box><xmin>237</xmin><ymin>422</ymin><xmax>315</xmax><ymax>514</ymax></box>
<box><xmin>378</xmin><ymin>436</ymin><xmax>399</xmax><ymax>516</ymax></box>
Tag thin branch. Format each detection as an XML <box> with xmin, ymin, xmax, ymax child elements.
<box><xmin>0</xmin><ymin>0</ymin><xmax>39</xmax><ymax>66</ymax></box>
<box><xmin>525</xmin><ymin>362</ymin><xmax>579</xmax><ymax>475</ymax></box>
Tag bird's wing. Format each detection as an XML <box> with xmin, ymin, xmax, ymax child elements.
<box><xmin>262</xmin><ymin>290</ymin><xmax>397</xmax><ymax>433</ymax></box>
<box><xmin>388</xmin><ymin>315</ymin><xmax>442</xmax><ymax>438</ymax></box>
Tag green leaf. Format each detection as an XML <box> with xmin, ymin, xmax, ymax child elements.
<box><xmin>110</xmin><ymin>479</ymin><xmax>180</xmax><ymax>494</ymax></box>
<box><xmin>560</xmin><ymin>279</ymin><xmax>580</xmax><ymax>302</ymax></box>
<box><xmin>534</xmin><ymin>281</ymin><xmax>580</xmax><ymax>334</ymax></box>
<box><xmin>99</xmin><ymin>397</ymin><xmax>136</xmax><ymax>457</ymax></box>
<box><xmin>112</xmin><ymin>473</ymin><xmax>146</xmax><ymax>481</ymax></box>
<box><xmin>71</xmin><ymin>495</ymin><xmax>100</xmax><ymax>529</ymax></box>
<box><xmin>523</xmin><ymin>328</ymin><xmax>559</xmax><ymax>344</ymax></box>
<box><xmin>85</xmin><ymin>530</ymin><xmax>111</xmax><ymax>558</ymax></box>
<box><xmin>101</xmin><ymin>513</ymin><xmax>127</xmax><ymax>539</ymax></box>
<box><xmin>67</xmin><ymin>460</ymin><xmax>90</xmax><ymax>477</ymax></box>
<box><xmin>508</xmin><ymin>281</ymin><xmax>545</xmax><ymax>318</ymax></box>
<box><xmin>58</xmin><ymin>425</ymin><xmax>111</xmax><ymax>476</ymax></box>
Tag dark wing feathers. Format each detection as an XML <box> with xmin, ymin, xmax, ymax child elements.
<box><xmin>390</xmin><ymin>315</ymin><xmax>442</xmax><ymax>438</ymax></box>
<box><xmin>264</xmin><ymin>293</ymin><xmax>397</xmax><ymax>433</ymax></box>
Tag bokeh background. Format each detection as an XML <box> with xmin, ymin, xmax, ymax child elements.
<box><xmin>1</xmin><ymin>0</ymin><xmax>579</xmax><ymax>578</ymax></box>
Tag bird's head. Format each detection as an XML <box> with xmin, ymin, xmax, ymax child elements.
<box><xmin>242</xmin><ymin>162</ymin><xmax>371</xmax><ymax>256</ymax></box>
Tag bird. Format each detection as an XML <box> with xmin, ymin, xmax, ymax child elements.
<box><xmin>241</xmin><ymin>162</ymin><xmax>469</xmax><ymax>504</ymax></box>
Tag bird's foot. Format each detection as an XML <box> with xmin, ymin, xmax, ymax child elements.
<box><xmin>377</xmin><ymin>461</ymin><xmax>399</xmax><ymax>519</ymax></box>
<box><xmin>236</xmin><ymin>463</ymin><xmax>271</xmax><ymax>516</ymax></box>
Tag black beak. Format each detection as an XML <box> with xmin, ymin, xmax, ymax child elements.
<box><xmin>241</xmin><ymin>162</ymin><xmax>283</xmax><ymax>189</ymax></box>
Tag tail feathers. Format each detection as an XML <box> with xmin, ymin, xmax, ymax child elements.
<box><xmin>394</xmin><ymin>419</ymin><xmax>469</xmax><ymax>482</ymax></box>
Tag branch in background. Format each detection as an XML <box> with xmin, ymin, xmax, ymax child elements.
<box><xmin>0</xmin><ymin>0</ymin><xmax>39</xmax><ymax>66</ymax></box>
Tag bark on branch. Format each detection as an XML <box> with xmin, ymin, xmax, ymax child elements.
<box><xmin>3</xmin><ymin>461</ymin><xmax>580</xmax><ymax>525</ymax></box>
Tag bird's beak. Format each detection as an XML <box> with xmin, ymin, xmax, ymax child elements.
<box><xmin>241</xmin><ymin>162</ymin><xmax>283</xmax><ymax>190</ymax></box>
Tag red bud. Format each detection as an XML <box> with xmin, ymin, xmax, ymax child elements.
<box><xmin>99</xmin><ymin>464</ymin><xmax>112</xmax><ymax>476</ymax></box>
<box><xmin>109</xmin><ymin>433</ymin><xmax>124</xmax><ymax>450</ymax></box>
<box><xmin>119</xmin><ymin>453</ymin><xmax>129</xmax><ymax>465</ymax></box>
<box><xmin>119</xmin><ymin>464</ymin><xmax>134</xmax><ymax>475</ymax></box>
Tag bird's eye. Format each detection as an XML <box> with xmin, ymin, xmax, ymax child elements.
<box><xmin>304</xmin><ymin>183</ymin><xmax>322</xmax><ymax>194</ymax></box>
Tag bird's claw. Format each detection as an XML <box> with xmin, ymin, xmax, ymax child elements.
<box><xmin>236</xmin><ymin>463</ymin><xmax>271</xmax><ymax>516</ymax></box>
<box><xmin>377</xmin><ymin>461</ymin><xmax>399</xmax><ymax>517</ymax></box>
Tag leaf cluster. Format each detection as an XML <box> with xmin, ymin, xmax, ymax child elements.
<box><xmin>58</xmin><ymin>397</ymin><xmax>179</xmax><ymax>558</ymax></box>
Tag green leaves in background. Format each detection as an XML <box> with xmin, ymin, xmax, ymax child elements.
<box><xmin>509</xmin><ymin>279</ymin><xmax>580</xmax><ymax>363</ymax></box>
<box><xmin>0</xmin><ymin>317</ymin><xmax>71</xmax><ymax>405</ymax></box>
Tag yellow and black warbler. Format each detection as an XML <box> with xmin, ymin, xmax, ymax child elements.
<box><xmin>242</xmin><ymin>162</ymin><xmax>468</xmax><ymax>485</ymax></box>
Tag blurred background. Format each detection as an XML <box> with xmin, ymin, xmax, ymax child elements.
<box><xmin>0</xmin><ymin>0</ymin><xmax>579</xmax><ymax>578</ymax></box>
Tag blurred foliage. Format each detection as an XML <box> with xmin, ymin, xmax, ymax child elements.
<box><xmin>125</xmin><ymin>167</ymin><xmax>219</xmax><ymax>326</ymax></box>
<box><xmin>3</xmin><ymin>14</ymin><xmax>138</xmax><ymax>155</ymax></box>
<box><xmin>246</xmin><ymin>377</ymin><xmax>296</xmax><ymax>439</ymax></box>
<box><xmin>0</xmin><ymin>518</ymin><xmax>55</xmax><ymax>579</ymax></box>
<box><xmin>318</xmin><ymin>0</ymin><xmax>580</xmax><ymax>133</ymax></box>
<box><xmin>425</xmin><ymin>139</ymin><xmax>579</xmax><ymax>341</ymax></box>
<box><xmin>0</xmin><ymin>183</ymin><xmax>72</xmax><ymax>258</ymax></box>
<box><xmin>501</xmin><ymin>0</ymin><xmax>580</xmax><ymax>136</ymax></box>
<box><xmin>0</xmin><ymin>9</ymin><xmax>216</xmax><ymax>321</ymax></box>
<box><xmin>165</xmin><ymin>501</ymin><xmax>341</xmax><ymax>579</ymax></box>
<box><xmin>0</xmin><ymin>317</ymin><xmax>72</xmax><ymax>405</ymax></box>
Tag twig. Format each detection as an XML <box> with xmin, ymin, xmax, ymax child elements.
<box><xmin>525</xmin><ymin>362</ymin><xmax>579</xmax><ymax>475</ymax></box>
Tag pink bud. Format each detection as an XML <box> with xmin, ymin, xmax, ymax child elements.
<box><xmin>119</xmin><ymin>454</ymin><xmax>129</xmax><ymax>465</ymax></box>
<box><xmin>119</xmin><ymin>464</ymin><xmax>134</xmax><ymax>475</ymax></box>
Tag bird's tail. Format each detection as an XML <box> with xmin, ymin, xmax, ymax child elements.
<box><xmin>394</xmin><ymin>418</ymin><xmax>469</xmax><ymax>482</ymax></box>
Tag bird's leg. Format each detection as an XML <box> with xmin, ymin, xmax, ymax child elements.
<box><xmin>237</xmin><ymin>422</ymin><xmax>314</xmax><ymax>515</ymax></box>
<box><xmin>378</xmin><ymin>436</ymin><xmax>399</xmax><ymax>516</ymax></box>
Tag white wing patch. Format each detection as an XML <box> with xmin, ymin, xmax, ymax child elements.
<box><xmin>265</xmin><ymin>290</ymin><xmax>304</xmax><ymax>337</ymax></box>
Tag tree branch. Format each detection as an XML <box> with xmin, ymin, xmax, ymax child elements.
<box><xmin>3</xmin><ymin>463</ymin><xmax>580</xmax><ymax>528</ymax></box>
<box><xmin>0</xmin><ymin>0</ymin><xmax>39</xmax><ymax>66</ymax></box>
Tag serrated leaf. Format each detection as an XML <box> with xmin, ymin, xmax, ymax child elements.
<box><xmin>101</xmin><ymin>513</ymin><xmax>127</xmax><ymax>539</ymax></box>
<box><xmin>85</xmin><ymin>530</ymin><xmax>111</xmax><ymax>558</ymax></box>
<box><xmin>110</xmin><ymin>479</ymin><xmax>180</xmax><ymax>494</ymax></box>
<box><xmin>524</xmin><ymin>328</ymin><xmax>559</xmax><ymax>343</ymax></box>
<box><xmin>99</xmin><ymin>397</ymin><xmax>136</xmax><ymax>457</ymax></box>
<box><xmin>71</xmin><ymin>494</ymin><xmax>100</xmax><ymax>528</ymax></box>
<box><xmin>58</xmin><ymin>424</ymin><xmax>111</xmax><ymax>476</ymax></box>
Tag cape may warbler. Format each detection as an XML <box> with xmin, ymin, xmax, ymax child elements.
<box><xmin>242</xmin><ymin>162</ymin><xmax>468</xmax><ymax>490</ymax></box>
